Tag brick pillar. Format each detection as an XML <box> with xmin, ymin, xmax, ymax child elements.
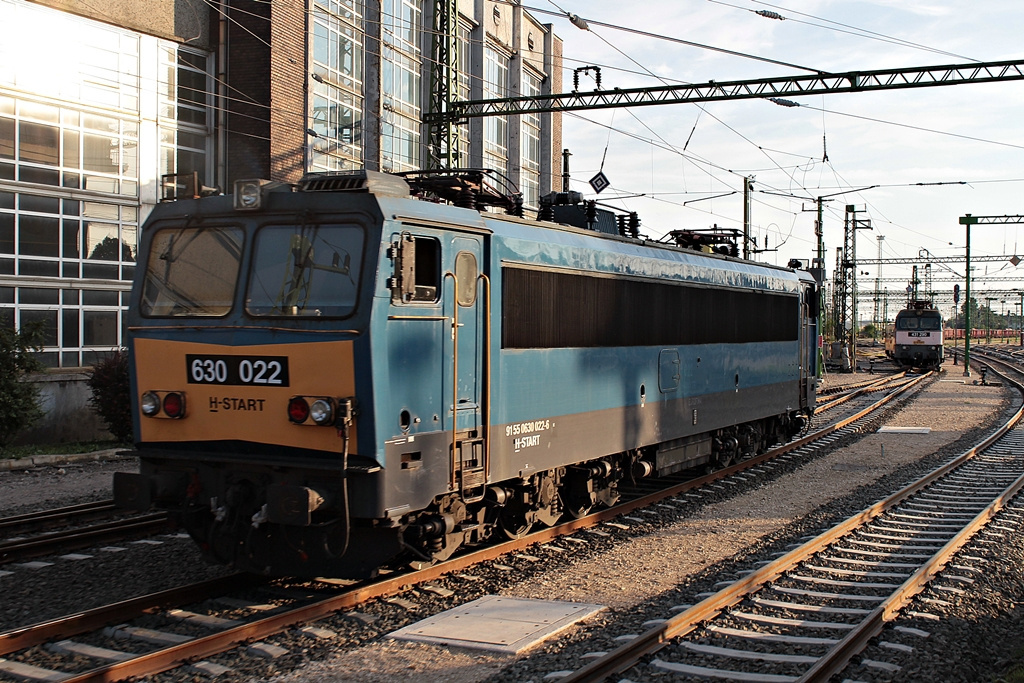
<box><xmin>225</xmin><ymin>0</ymin><xmax>306</xmax><ymax>184</ymax></box>
<box><xmin>269</xmin><ymin>0</ymin><xmax>307</xmax><ymax>182</ymax></box>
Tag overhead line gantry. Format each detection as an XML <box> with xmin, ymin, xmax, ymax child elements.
<box><xmin>426</xmin><ymin>59</ymin><xmax>1024</xmax><ymax>123</ymax></box>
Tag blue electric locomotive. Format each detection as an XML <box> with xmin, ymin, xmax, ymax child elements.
<box><xmin>115</xmin><ymin>170</ymin><xmax>817</xmax><ymax>577</ymax></box>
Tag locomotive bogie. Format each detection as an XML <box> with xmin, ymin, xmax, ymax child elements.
<box><xmin>118</xmin><ymin>171</ymin><xmax>817</xmax><ymax>578</ymax></box>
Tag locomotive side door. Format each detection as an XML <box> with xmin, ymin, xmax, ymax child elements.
<box><xmin>386</xmin><ymin>228</ymin><xmax>487</xmax><ymax>504</ymax></box>
<box><xmin>800</xmin><ymin>282</ymin><xmax>818</xmax><ymax>410</ymax></box>
<box><xmin>445</xmin><ymin>234</ymin><xmax>487</xmax><ymax>502</ymax></box>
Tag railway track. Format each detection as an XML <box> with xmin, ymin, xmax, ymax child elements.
<box><xmin>556</xmin><ymin>364</ymin><xmax>1024</xmax><ymax>683</ymax></box>
<box><xmin>0</xmin><ymin>501</ymin><xmax>118</xmax><ymax>536</ymax></box>
<box><xmin>812</xmin><ymin>371</ymin><xmax>909</xmax><ymax>415</ymax></box>
<box><xmin>816</xmin><ymin>368</ymin><xmax>903</xmax><ymax>397</ymax></box>
<box><xmin>0</xmin><ymin>502</ymin><xmax>171</xmax><ymax>566</ymax></box>
<box><xmin>0</xmin><ymin>372</ymin><xmax>936</xmax><ymax>683</ymax></box>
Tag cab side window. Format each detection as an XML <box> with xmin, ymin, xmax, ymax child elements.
<box><xmin>391</xmin><ymin>233</ymin><xmax>440</xmax><ymax>304</ymax></box>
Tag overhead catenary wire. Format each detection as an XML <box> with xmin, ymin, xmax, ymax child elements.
<box><xmin>714</xmin><ymin>0</ymin><xmax>979</xmax><ymax>63</ymax></box>
<box><xmin>29</xmin><ymin>0</ymin><xmax>1024</xmax><ymax>271</ymax></box>
<box><xmin>542</xmin><ymin>0</ymin><xmax>835</xmax><ymax>220</ymax></box>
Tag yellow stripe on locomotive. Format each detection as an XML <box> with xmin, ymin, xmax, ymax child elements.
<box><xmin>134</xmin><ymin>338</ymin><xmax>357</xmax><ymax>451</ymax></box>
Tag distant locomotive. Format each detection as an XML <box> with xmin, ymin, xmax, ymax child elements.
<box><xmin>885</xmin><ymin>300</ymin><xmax>944</xmax><ymax>370</ymax></box>
<box><xmin>114</xmin><ymin>170</ymin><xmax>818</xmax><ymax>578</ymax></box>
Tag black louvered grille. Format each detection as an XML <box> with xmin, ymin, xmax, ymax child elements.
<box><xmin>502</xmin><ymin>267</ymin><xmax>798</xmax><ymax>348</ymax></box>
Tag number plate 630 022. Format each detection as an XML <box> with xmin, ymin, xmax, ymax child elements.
<box><xmin>186</xmin><ymin>355</ymin><xmax>290</xmax><ymax>387</ymax></box>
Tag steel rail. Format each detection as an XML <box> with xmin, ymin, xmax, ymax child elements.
<box><xmin>798</xmin><ymin>361</ymin><xmax>1024</xmax><ymax>681</ymax></box>
<box><xmin>813</xmin><ymin>372</ymin><xmax>909</xmax><ymax>414</ymax></box>
<box><xmin>0</xmin><ymin>513</ymin><xmax>171</xmax><ymax>564</ymax></box>
<box><xmin>800</xmin><ymin>463</ymin><xmax>1024</xmax><ymax>681</ymax></box>
<box><xmin>0</xmin><ymin>574</ymin><xmax>260</xmax><ymax>656</ymax></box>
<box><xmin>817</xmin><ymin>370</ymin><xmax>904</xmax><ymax>397</ymax></box>
<box><xmin>560</xmin><ymin>368</ymin><xmax>1022</xmax><ymax>683</ymax></box>
<box><xmin>0</xmin><ymin>500</ymin><xmax>117</xmax><ymax>533</ymax></box>
<box><xmin>37</xmin><ymin>375</ymin><xmax>931</xmax><ymax>683</ymax></box>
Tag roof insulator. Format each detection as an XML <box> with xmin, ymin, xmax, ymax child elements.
<box><xmin>568</xmin><ymin>13</ymin><xmax>589</xmax><ymax>31</ymax></box>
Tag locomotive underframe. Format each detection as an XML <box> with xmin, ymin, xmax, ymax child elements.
<box><xmin>119</xmin><ymin>398</ymin><xmax>807</xmax><ymax>577</ymax></box>
<box><xmin>891</xmin><ymin>343</ymin><xmax>943</xmax><ymax>370</ymax></box>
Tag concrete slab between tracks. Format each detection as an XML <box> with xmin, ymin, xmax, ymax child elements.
<box><xmin>0</xmin><ymin>449</ymin><xmax>134</xmax><ymax>472</ymax></box>
<box><xmin>877</xmin><ymin>426</ymin><xmax>932</xmax><ymax>434</ymax></box>
<box><xmin>386</xmin><ymin>595</ymin><xmax>605</xmax><ymax>654</ymax></box>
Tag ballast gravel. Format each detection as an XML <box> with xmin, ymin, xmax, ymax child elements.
<box><xmin>0</xmin><ymin>458</ymin><xmax>233</xmax><ymax>632</ymax></box>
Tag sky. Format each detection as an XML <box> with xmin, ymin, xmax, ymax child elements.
<box><xmin>528</xmin><ymin>0</ymin><xmax>1024</xmax><ymax>317</ymax></box>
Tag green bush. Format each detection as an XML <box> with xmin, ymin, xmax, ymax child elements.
<box><xmin>0</xmin><ymin>323</ymin><xmax>45</xmax><ymax>450</ymax></box>
<box><xmin>87</xmin><ymin>350</ymin><xmax>133</xmax><ymax>444</ymax></box>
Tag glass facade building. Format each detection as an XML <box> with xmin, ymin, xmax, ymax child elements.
<box><xmin>520</xmin><ymin>69</ymin><xmax>543</xmax><ymax>209</ymax></box>
<box><xmin>310</xmin><ymin>0</ymin><xmax>364</xmax><ymax>171</ymax></box>
<box><xmin>2</xmin><ymin>0</ymin><xmax>560</xmax><ymax>371</ymax></box>
<box><xmin>0</xmin><ymin>0</ymin><xmax>210</xmax><ymax>368</ymax></box>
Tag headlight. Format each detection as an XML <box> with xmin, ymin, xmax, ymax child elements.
<box><xmin>140</xmin><ymin>391</ymin><xmax>161</xmax><ymax>417</ymax></box>
<box><xmin>309</xmin><ymin>399</ymin><xmax>334</xmax><ymax>426</ymax></box>
<box><xmin>288</xmin><ymin>396</ymin><xmax>341</xmax><ymax>426</ymax></box>
<box><xmin>234</xmin><ymin>179</ymin><xmax>265</xmax><ymax>210</ymax></box>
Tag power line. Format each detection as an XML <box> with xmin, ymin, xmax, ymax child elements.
<box><xmin>513</xmin><ymin>1</ymin><xmax>825</xmax><ymax>73</ymax></box>
<box><xmin>720</xmin><ymin>0</ymin><xmax>977</xmax><ymax>63</ymax></box>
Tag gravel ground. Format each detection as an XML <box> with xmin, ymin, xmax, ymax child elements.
<box><xmin>3</xmin><ymin>365</ymin><xmax>1023</xmax><ymax>683</ymax></box>
<box><xmin>0</xmin><ymin>455</ymin><xmax>233</xmax><ymax>632</ymax></box>
<box><xmin>0</xmin><ymin>457</ymin><xmax>131</xmax><ymax>517</ymax></box>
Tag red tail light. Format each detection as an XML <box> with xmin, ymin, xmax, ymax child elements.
<box><xmin>288</xmin><ymin>397</ymin><xmax>310</xmax><ymax>423</ymax></box>
<box><xmin>162</xmin><ymin>392</ymin><xmax>185</xmax><ymax>418</ymax></box>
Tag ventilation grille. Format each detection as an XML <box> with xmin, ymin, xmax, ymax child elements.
<box><xmin>502</xmin><ymin>267</ymin><xmax>798</xmax><ymax>349</ymax></box>
<box><xmin>298</xmin><ymin>170</ymin><xmax>411</xmax><ymax>198</ymax></box>
<box><xmin>300</xmin><ymin>173</ymin><xmax>369</xmax><ymax>193</ymax></box>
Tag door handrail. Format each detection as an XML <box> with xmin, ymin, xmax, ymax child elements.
<box><xmin>444</xmin><ymin>271</ymin><xmax>459</xmax><ymax>490</ymax></box>
<box><xmin>480</xmin><ymin>272</ymin><xmax>491</xmax><ymax>481</ymax></box>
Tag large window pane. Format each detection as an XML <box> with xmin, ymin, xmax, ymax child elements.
<box><xmin>21</xmin><ymin>309</ymin><xmax>57</xmax><ymax>346</ymax></box>
<box><xmin>83</xmin><ymin>310</ymin><xmax>118</xmax><ymax>345</ymax></box>
<box><xmin>62</xmin><ymin>219</ymin><xmax>80</xmax><ymax>258</ymax></box>
<box><xmin>0</xmin><ymin>214</ymin><xmax>13</xmax><ymax>254</ymax></box>
<box><xmin>20</xmin><ymin>194</ymin><xmax>59</xmax><ymax>214</ymax></box>
<box><xmin>83</xmin><ymin>290</ymin><xmax>118</xmax><ymax>305</ymax></box>
<box><xmin>20</xmin><ymin>288</ymin><xmax>59</xmax><ymax>304</ymax></box>
<box><xmin>19</xmin><ymin>259</ymin><xmax>59</xmax><ymax>276</ymax></box>
<box><xmin>0</xmin><ymin>118</ymin><xmax>13</xmax><ymax>159</ymax></box>
<box><xmin>83</xmin><ymin>132</ymin><xmax>119</xmax><ymax>174</ymax></box>
<box><xmin>84</xmin><ymin>222</ymin><xmax>120</xmax><ymax>260</ymax></box>
<box><xmin>81</xmin><ymin>262</ymin><xmax>117</xmax><ymax>279</ymax></box>
<box><xmin>247</xmin><ymin>224</ymin><xmax>363</xmax><ymax>318</ymax></box>
<box><xmin>122</xmin><ymin>224</ymin><xmax>137</xmax><ymax>261</ymax></box>
<box><xmin>19</xmin><ymin>215</ymin><xmax>59</xmax><ymax>257</ymax></box>
<box><xmin>19</xmin><ymin>121</ymin><xmax>59</xmax><ymax>165</ymax></box>
<box><xmin>62</xmin><ymin>130</ymin><xmax>80</xmax><ymax>168</ymax></box>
